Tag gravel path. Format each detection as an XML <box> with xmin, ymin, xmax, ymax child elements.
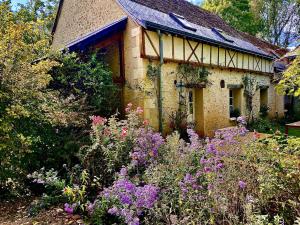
<box><xmin>0</xmin><ymin>199</ymin><xmax>84</xmax><ymax>225</ymax></box>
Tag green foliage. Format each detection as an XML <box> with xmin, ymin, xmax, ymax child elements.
<box><xmin>250</xmin><ymin>135</ymin><xmax>300</xmax><ymax>223</ymax></box>
<box><xmin>253</xmin><ymin>0</ymin><xmax>300</xmax><ymax>47</ymax></box>
<box><xmin>248</xmin><ymin>117</ymin><xmax>279</xmax><ymax>133</ymax></box>
<box><xmin>177</xmin><ymin>64</ymin><xmax>211</xmax><ymax>86</ymax></box>
<box><xmin>51</xmin><ymin>52</ymin><xmax>121</xmax><ymax>116</ymax></box>
<box><xmin>14</xmin><ymin>0</ymin><xmax>59</xmax><ymax>30</ymax></box>
<box><xmin>202</xmin><ymin>0</ymin><xmax>299</xmax><ymax>47</ymax></box>
<box><xmin>80</xmin><ymin>105</ymin><xmax>143</xmax><ymax>187</ymax></box>
<box><xmin>0</xmin><ymin>1</ymin><xmax>119</xmax><ymax>196</ymax></box>
<box><xmin>259</xmin><ymin>104</ymin><xmax>269</xmax><ymax>118</ymax></box>
<box><xmin>202</xmin><ymin>0</ymin><xmax>262</xmax><ymax>35</ymax></box>
<box><xmin>27</xmin><ymin>168</ymin><xmax>67</xmax><ymax>216</ymax></box>
<box><xmin>146</xmin><ymin>62</ymin><xmax>159</xmax><ymax>81</ymax></box>
<box><xmin>276</xmin><ymin>50</ymin><xmax>300</xmax><ymax>97</ymax></box>
<box><xmin>0</xmin><ymin>1</ymin><xmax>76</xmax><ymax>195</ymax></box>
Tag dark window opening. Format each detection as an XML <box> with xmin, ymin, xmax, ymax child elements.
<box><xmin>229</xmin><ymin>89</ymin><xmax>241</xmax><ymax>118</ymax></box>
<box><xmin>212</xmin><ymin>27</ymin><xmax>234</xmax><ymax>43</ymax></box>
<box><xmin>169</xmin><ymin>13</ymin><xmax>197</xmax><ymax>32</ymax></box>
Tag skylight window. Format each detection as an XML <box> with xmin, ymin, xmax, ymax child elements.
<box><xmin>212</xmin><ymin>27</ymin><xmax>234</xmax><ymax>43</ymax></box>
<box><xmin>169</xmin><ymin>13</ymin><xmax>197</xmax><ymax>32</ymax></box>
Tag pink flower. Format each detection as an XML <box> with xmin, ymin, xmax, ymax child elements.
<box><xmin>121</xmin><ymin>127</ymin><xmax>128</xmax><ymax>137</ymax></box>
<box><xmin>91</xmin><ymin>116</ymin><xmax>106</xmax><ymax>126</ymax></box>
<box><xmin>125</xmin><ymin>103</ymin><xmax>133</xmax><ymax>112</ymax></box>
<box><xmin>136</xmin><ymin>107</ymin><xmax>143</xmax><ymax>115</ymax></box>
<box><xmin>143</xmin><ymin>120</ymin><xmax>149</xmax><ymax>126</ymax></box>
<box><xmin>253</xmin><ymin>130</ymin><xmax>261</xmax><ymax>139</ymax></box>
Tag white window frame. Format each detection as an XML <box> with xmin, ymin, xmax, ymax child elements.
<box><xmin>229</xmin><ymin>89</ymin><xmax>234</xmax><ymax>114</ymax></box>
<box><xmin>186</xmin><ymin>89</ymin><xmax>195</xmax><ymax>122</ymax></box>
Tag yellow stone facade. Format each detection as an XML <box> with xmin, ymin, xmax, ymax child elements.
<box><xmin>52</xmin><ymin>0</ymin><xmax>284</xmax><ymax>137</ymax></box>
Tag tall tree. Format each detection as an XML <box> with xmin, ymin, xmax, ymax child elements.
<box><xmin>15</xmin><ymin>0</ymin><xmax>59</xmax><ymax>30</ymax></box>
<box><xmin>202</xmin><ymin>0</ymin><xmax>300</xmax><ymax>47</ymax></box>
<box><xmin>202</xmin><ymin>0</ymin><xmax>262</xmax><ymax>35</ymax></box>
<box><xmin>252</xmin><ymin>0</ymin><xmax>300</xmax><ymax>47</ymax></box>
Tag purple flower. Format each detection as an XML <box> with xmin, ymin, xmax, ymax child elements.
<box><xmin>120</xmin><ymin>193</ymin><xmax>133</xmax><ymax>205</ymax></box>
<box><xmin>135</xmin><ymin>185</ymin><xmax>159</xmax><ymax>208</ymax></box>
<box><xmin>108</xmin><ymin>207</ymin><xmax>119</xmax><ymax>215</ymax></box>
<box><xmin>200</xmin><ymin>157</ymin><xmax>207</xmax><ymax>164</ymax></box>
<box><xmin>64</xmin><ymin>203</ymin><xmax>74</xmax><ymax>214</ymax></box>
<box><xmin>216</xmin><ymin>163</ymin><xmax>223</xmax><ymax>170</ymax></box>
<box><xmin>204</xmin><ymin>167</ymin><xmax>212</xmax><ymax>173</ymax></box>
<box><xmin>187</xmin><ymin>129</ymin><xmax>202</xmax><ymax>150</ymax></box>
<box><xmin>102</xmin><ymin>178</ymin><xmax>159</xmax><ymax>225</ymax></box>
<box><xmin>206</xmin><ymin>143</ymin><xmax>217</xmax><ymax>155</ymax></box>
<box><xmin>130</xmin><ymin>217</ymin><xmax>140</xmax><ymax>225</ymax></box>
<box><xmin>238</xmin><ymin>180</ymin><xmax>247</xmax><ymax>189</ymax></box>
<box><xmin>130</xmin><ymin>128</ymin><xmax>164</xmax><ymax>167</ymax></box>
<box><xmin>119</xmin><ymin>167</ymin><xmax>128</xmax><ymax>177</ymax></box>
<box><xmin>87</xmin><ymin>202</ymin><xmax>95</xmax><ymax>213</ymax></box>
<box><xmin>237</xmin><ymin>116</ymin><xmax>247</xmax><ymax>126</ymax></box>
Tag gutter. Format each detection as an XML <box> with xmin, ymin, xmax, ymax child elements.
<box><xmin>143</xmin><ymin>20</ymin><xmax>274</xmax><ymax>60</ymax></box>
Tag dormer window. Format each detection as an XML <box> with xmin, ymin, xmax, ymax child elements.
<box><xmin>212</xmin><ymin>27</ymin><xmax>234</xmax><ymax>43</ymax></box>
<box><xmin>169</xmin><ymin>13</ymin><xmax>197</xmax><ymax>32</ymax></box>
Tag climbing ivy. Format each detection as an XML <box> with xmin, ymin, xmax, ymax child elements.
<box><xmin>177</xmin><ymin>64</ymin><xmax>211</xmax><ymax>87</ymax></box>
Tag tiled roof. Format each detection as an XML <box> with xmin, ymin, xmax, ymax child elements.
<box><xmin>128</xmin><ymin>0</ymin><xmax>286</xmax><ymax>56</ymax></box>
<box><xmin>118</xmin><ymin>0</ymin><xmax>274</xmax><ymax>59</ymax></box>
<box><xmin>129</xmin><ymin>0</ymin><xmax>286</xmax><ymax>56</ymax></box>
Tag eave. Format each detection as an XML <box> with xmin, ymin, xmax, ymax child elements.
<box><xmin>142</xmin><ymin>20</ymin><xmax>274</xmax><ymax>61</ymax></box>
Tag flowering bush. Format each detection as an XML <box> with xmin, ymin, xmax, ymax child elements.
<box><xmin>81</xmin><ymin>103</ymin><xmax>164</xmax><ymax>187</ymax></box>
<box><xmin>100</xmin><ymin>168</ymin><xmax>159</xmax><ymax>225</ymax></box>
<box><xmin>25</xmin><ymin>108</ymin><xmax>300</xmax><ymax>224</ymax></box>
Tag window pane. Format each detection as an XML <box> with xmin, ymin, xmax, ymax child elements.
<box><xmin>189</xmin><ymin>91</ymin><xmax>193</xmax><ymax>103</ymax></box>
<box><xmin>189</xmin><ymin>103</ymin><xmax>193</xmax><ymax>114</ymax></box>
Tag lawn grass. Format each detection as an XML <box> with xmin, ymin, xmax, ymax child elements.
<box><xmin>287</xmin><ymin>128</ymin><xmax>300</xmax><ymax>137</ymax></box>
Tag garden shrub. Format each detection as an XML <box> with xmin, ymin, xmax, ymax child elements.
<box><xmin>0</xmin><ymin>1</ymin><xmax>119</xmax><ymax>196</ymax></box>
<box><xmin>26</xmin><ymin>107</ymin><xmax>300</xmax><ymax>224</ymax></box>
<box><xmin>50</xmin><ymin>52</ymin><xmax>121</xmax><ymax>116</ymax></box>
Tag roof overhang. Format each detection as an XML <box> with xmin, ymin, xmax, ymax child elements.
<box><xmin>66</xmin><ymin>17</ymin><xmax>128</xmax><ymax>52</ymax></box>
<box><xmin>142</xmin><ymin>20</ymin><xmax>274</xmax><ymax>60</ymax></box>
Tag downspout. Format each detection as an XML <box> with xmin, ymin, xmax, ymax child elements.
<box><xmin>157</xmin><ymin>30</ymin><xmax>164</xmax><ymax>133</ymax></box>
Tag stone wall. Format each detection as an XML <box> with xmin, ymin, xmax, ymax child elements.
<box><xmin>140</xmin><ymin>61</ymin><xmax>284</xmax><ymax>136</ymax></box>
<box><xmin>52</xmin><ymin>0</ymin><xmax>127</xmax><ymax>49</ymax></box>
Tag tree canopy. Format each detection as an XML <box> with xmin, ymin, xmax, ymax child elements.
<box><xmin>202</xmin><ymin>0</ymin><xmax>300</xmax><ymax>47</ymax></box>
<box><xmin>276</xmin><ymin>49</ymin><xmax>300</xmax><ymax>97</ymax></box>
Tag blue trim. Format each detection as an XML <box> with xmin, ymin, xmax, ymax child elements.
<box><xmin>67</xmin><ymin>17</ymin><xmax>128</xmax><ymax>51</ymax></box>
<box><xmin>143</xmin><ymin>20</ymin><xmax>274</xmax><ymax>60</ymax></box>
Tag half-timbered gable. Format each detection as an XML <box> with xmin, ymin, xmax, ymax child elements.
<box><xmin>52</xmin><ymin>0</ymin><xmax>285</xmax><ymax>136</ymax></box>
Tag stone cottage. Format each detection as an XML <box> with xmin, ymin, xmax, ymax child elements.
<box><xmin>52</xmin><ymin>0</ymin><xmax>286</xmax><ymax>136</ymax></box>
